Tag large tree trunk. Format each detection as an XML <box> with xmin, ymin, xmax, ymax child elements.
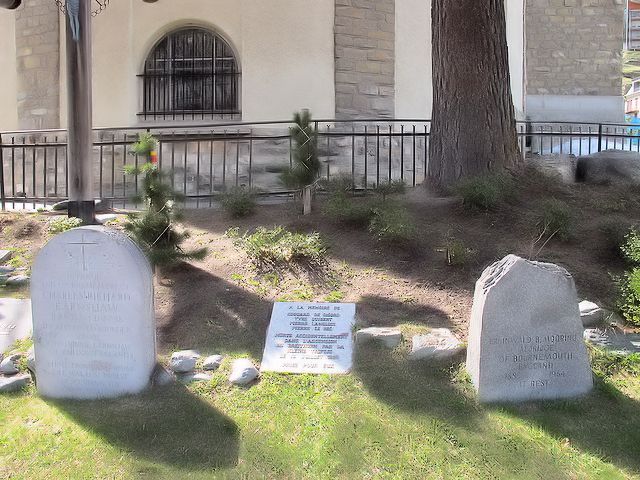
<box><xmin>428</xmin><ymin>0</ymin><xmax>521</xmax><ymax>190</ymax></box>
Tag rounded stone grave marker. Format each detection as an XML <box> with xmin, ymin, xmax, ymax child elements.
<box><xmin>31</xmin><ymin>226</ymin><xmax>156</xmax><ymax>399</ymax></box>
<box><xmin>466</xmin><ymin>255</ymin><xmax>593</xmax><ymax>403</ymax></box>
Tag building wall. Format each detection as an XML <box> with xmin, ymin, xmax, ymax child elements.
<box><xmin>60</xmin><ymin>0</ymin><xmax>336</xmax><ymax>127</ymax></box>
<box><xmin>0</xmin><ymin>10</ymin><xmax>18</xmax><ymax>131</ymax></box>
<box><xmin>394</xmin><ymin>0</ymin><xmax>525</xmax><ymax>120</ymax></box>
<box><xmin>526</xmin><ymin>0</ymin><xmax>625</xmax><ymax>122</ymax></box>
<box><xmin>334</xmin><ymin>0</ymin><xmax>395</xmax><ymax>119</ymax></box>
<box><xmin>14</xmin><ymin>0</ymin><xmax>60</xmax><ymax>130</ymax></box>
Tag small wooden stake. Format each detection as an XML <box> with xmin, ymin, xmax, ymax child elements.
<box><xmin>302</xmin><ymin>185</ymin><xmax>312</xmax><ymax>215</ymax></box>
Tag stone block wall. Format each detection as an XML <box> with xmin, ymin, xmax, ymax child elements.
<box><xmin>14</xmin><ymin>0</ymin><xmax>60</xmax><ymax>130</ymax></box>
<box><xmin>526</xmin><ymin>0</ymin><xmax>624</xmax><ymax>96</ymax></box>
<box><xmin>334</xmin><ymin>0</ymin><xmax>395</xmax><ymax>119</ymax></box>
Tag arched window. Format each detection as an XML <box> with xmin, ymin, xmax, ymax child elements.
<box><xmin>140</xmin><ymin>27</ymin><xmax>240</xmax><ymax>120</ymax></box>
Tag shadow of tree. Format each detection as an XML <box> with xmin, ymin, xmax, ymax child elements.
<box><xmin>50</xmin><ymin>382</ymin><xmax>239</xmax><ymax>469</ymax></box>
<box><xmin>357</xmin><ymin>294</ymin><xmax>454</xmax><ymax>329</ymax></box>
<box><xmin>157</xmin><ymin>263</ymin><xmax>271</xmax><ymax>357</ymax></box>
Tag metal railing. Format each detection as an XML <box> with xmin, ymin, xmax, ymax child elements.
<box><xmin>0</xmin><ymin>119</ymin><xmax>638</xmax><ymax>210</ymax></box>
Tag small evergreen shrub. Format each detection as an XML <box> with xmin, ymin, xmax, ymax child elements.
<box><xmin>280</xmin><ymin>110</ymin><xmax>320</xmax><ymax>190</ymax></box>
<box><xmin>368</xmin><ymin>203</ymin><xmax>416</xmax><ymax>244</ymax></box>
<box><xmin>48</xmin><ymin>216</ymin><xmax>82</xmax><ymax>234</ymax></box>
<box><xmin>220</xmin><ymin>187</ymin><xmax>258</xmax><ymax>218</ymax></box>
<box><xmin>455</xmin><ymin>174</ymin><xmax>514</xmax><ymax>211</ymax></box>
<box><xmin>229</xmin><ymin>226</ymin><xmax>325</xmax><ymax>265</ymax></box>
<box><xmin>535</xmin><ymin>199</ymin><xmax>572</xmax><ymax>241</ymax></box>
<box><xmin>124</xmin><ymin>133</ymin><xmax>207</xmax><ymax>267</ymax></box>
<box><xmin>446</xmin><ymin>238</ymin><xmax>473</xmax><ymax>266</ymax></box>
<box><xmin>373</xmin><ymin>179</ymin><xmax>406</xmax><ymax>201</ymax></box>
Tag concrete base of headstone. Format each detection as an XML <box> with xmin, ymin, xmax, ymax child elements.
<box><xmin>579</xmin><ymin>301</ymin><xmax>606</xmax><ymax>327</ymax></box>
<box><xmin>356</xmin><ymin>327</ymin><xmax>402</xmax><ymax>348</ymax></box>
<box><xmin>229</xmin><ymin>359</ymin><xmax>259</xmax><ymax>385</ymax></box>
<box><xmin>467</xmin><ymin>255</ymin><xmax>593</xmax><ymax>403</ymax></box>
<box><xmin>409</xmin><ymin>329</ymin><xmax>464</xmax><ymax>360</ymax></box>
<box><xmin>0</xmin><ymin>373</ymin><xmax>31</xmax><ymax>393</ymax></box>
<box><xmin>584</xmin><ymin>327</ymin><xmax>640</xmax><ymax>355</ymax></box>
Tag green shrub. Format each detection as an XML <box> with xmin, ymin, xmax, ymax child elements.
<box><xmin>621</xmin><ymin>228</ymin><xmax>640</xmax><ymax>265</ymax></box>
<box><xmin>616</xmin><ymin>268</ymin><xmax>640</xmax><ymax>326</ymax></box>
<box><xmin>535</xmin><ymin>198</ymin><xmax>572</xmax><ymax>241</ymax></box>
<box><xmin>446</xmin><ymin>238</ymin><xmax>473</xmax><ymax>266</ymax></box>
<box><xmin>368</xmin><ymin>203</ymin><xmax>416</xmax><ymax>244</ymax></box>
<box><xmin>318</xmin><ymin>175</ymin><xmax>353</xmax><ymax>195</ymax></box>
<box><xmin>373</xmin><ymin>179</ymin><xmax>406</xmax><ymax>201</ymax></box>
<box><xmin>48</xmin><ymin>216</ymin><xmax>82</xmax><ymax>234</ymax></box>
<box><xmin>220</xmin><ymin>187</ymin><xmax>258</xmax><ymax>218</ymax></box>
<box><xmin>455</xmin><ymin>174</ymin><xmax>514</xmax><ymax>211</ymax></box>
<box><xmin>323</xmin><ymin>194</ymin><xmax>375</xmax><ymax>228</ymax></box>
<box><xmin>229</xmin><ymin>226</ymin><xmax>325</xmax><ymax>265</ymax></box>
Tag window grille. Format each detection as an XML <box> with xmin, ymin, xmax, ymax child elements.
<box><xmin>139</xmin><ymin>28</ymin><xmax>240</xmax><ymax>120</ymax></box>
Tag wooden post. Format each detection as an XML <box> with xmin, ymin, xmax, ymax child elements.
<box><xmin>66</xmin><ymin>0</ymin><xmax>95</xmax><ymax>223</ymax></box>
<box><xmin>302</xmin><ymin>185</ymin><xmax>312</xmax><ymax>216</ymax></box>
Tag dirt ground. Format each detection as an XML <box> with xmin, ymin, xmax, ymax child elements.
<box><xmin>2</xmin><ymin>169</ymin><xmax>638</xmax><ymax>353</ymax></box>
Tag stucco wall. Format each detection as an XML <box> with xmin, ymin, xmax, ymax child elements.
<box><xmin>0</xmin><ymin>10</ymin><xmax>18</xmax><ymax>131</ymax></box>
<box><xmin>395</xmin><ymin>0</ymin><xmax>525</xmax><ymax>119</ymax></box>
<box><xmin>61</xmin><ymin>0</ymin><xmax>335</xmax><ymax>127</ymax></box>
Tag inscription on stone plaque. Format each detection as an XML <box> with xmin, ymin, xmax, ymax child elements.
<box><xmin>466</xmin><ymin>255</ymin><xmax>593</xmax><ymax>403</ymax></box>
<box><xmin>261</xmin><ymin>302</ymin><xmax>356</xmax><ymax>374</ymax></box>
<box><xmin>31</xmin><ymin>226</ymin><xmax>156</xmax><ymax>399</ymax></box>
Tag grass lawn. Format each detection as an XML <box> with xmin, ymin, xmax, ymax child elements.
<box><xmin>2</xmin><ymin>171</ymin><xmax>640</xmax><ymax>478</ymax></box>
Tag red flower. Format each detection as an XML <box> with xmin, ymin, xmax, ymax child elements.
<box><xmin>150</xmin><ymin>150</ymin><xmax>158</xmax><ymax>165</ymax></box>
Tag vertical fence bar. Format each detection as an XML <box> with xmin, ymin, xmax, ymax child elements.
<box><xmin>388</xmin><ymin>124</ymin><xmax>392</xmax><ymax>182</ymax></box>
<box><xmin>423</xmin><ymin>125</ymin><xmax>428</xmax><ymax>183</ymax></box>
<box><xmin>171</xmin><ymin>134</ymin><xmax>176</xmax><ymax>191</ymax></box>
<box><xmin>412</xmin><ymin>125</ymin><xmax>416</xmax><ymax>187</ymax></box>
<box><xmin>54</xmin><ymin>136</ymin><xmax>59</xmax><ymax>198</ymax></box>
<box><xmin>98</xmin><ymin>141</ymin><xmax>104</xmax><ymax>201</ymax></box>
<box><xmin>249</xmin><ymin>129</ymin><xmax>253</xmax><ymax>188</ymax></box>
<box><xmin>597</xmin><ymin>124</ymin><xmax>603</xmax><ymax>152</ymax></box>
<box><xmin>364</xmin><ymin>125</ymin><xmax>368</xmax><ymax>192</ymax></box>
<box><xmin>0</xmin><ymin>135</ymin><xmax>4</xmax><ymax>211</ymax></box>
<box><xmin>11</xmin><ymin>137</ymin><xmax>15</xmax><ymax>209</ymax></box>
<box><xmin>111</xmin><ymin>134</ymin><xmax>116</xmax><ymax>199</ymax></box>
<box><xmin>196</xmin><ymin>138</ymin><xmax>201</xmax><ymax>208</ymax></box>
<box><xmin>376</xmin><ymin>125</ymin><xmax>380</xmax><ymax>187</ymax></box>
<box><xmin>289</xmin><ymin>127</ymin><xmax>293</xmax><ymax>168</ymax></box>
<box><xmin>351</xmin><ymin>125</ymin><xmax>355</xmax><ymax>190</ymax></box>
<box><xmin>31</xmin><ymin>144</ymin><xmax>36</xmax><ymax>209</ymax></box>
<box><xmin>209</xmin><ymin>134</ymin><xmax>214</xmax><ymax>207</ymax></box>
<box><xmin>43</xmin><ymin>136</ymin><xmax>48</xmax><ymax>206</ymax></box>
<box><xmin>222</xmin><ymin>129</ymin><xmax>227</xmax><ymax>190</ymax></box>
<box><xmin>400</xmin><ymin>125</ymin><xmax>404</xmax><ymax>181</ymax></box>
<box><xmin>21</xmin><ymin>138</ymin><xmax>26</xmax><ymax>208</ymax></box>
<box><xmin>235</xmin><ymin>130</ymin><xmax>240</xmax><ymax>187</ymax></box>
<box><xmin>183</xmin><ymin>137</ymin><xmax>188</xmax><ymax>199</ymax></box>
<box><xmin>326</xmin><ymin>124</ymin><xmax>330</xmax><ymax>182</ymax></box>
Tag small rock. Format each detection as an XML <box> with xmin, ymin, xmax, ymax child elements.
<box><xmin>0</xmin><ymin>354</ymin><xmax>21</xmax><ymax>375</ymax></box>
<box><xmin>0</xmin><ymin>374</ymin><xmax>31</xmax><ymax>392</ymax></box>
<box><xmin>409</xmin><ymin>329</ymin><xmax>464</xmax><ymax>361</ymax></box>
<box><xmin>583</xmin><ymin>327</ymin><xmax>640</xmax><ymax>355</ymax></box>
<box><xmin>169</xmin><ymin>350</ymin><xmax>200</xmax><ymax>373</ymax></box>
<box><xmin>579</xmin><ymin>301</ymin><xmax>606</xmax><ymax>327</ymax></box>
<box><xmin>0</xmin><ymin>266</ymin><xmax>16</xmax><ymax>274</ymax></box>
<box><xmin>179</xmin><ymin>372</ymin><xmax>213</xmax><ymax>384</ymax></box>
<box><xmin>202</xmin><ymin>355</ymin><xmax>224</xmax><ymax>371</ymax></box>
<box><xmin>96</xmin><ymin>214</ymin><xmax>117</xmax><ymax>224</ymax></box>
<box><xmin>356</xmin><ymin>327</ymin><xmax>402</xmax><ymax>348</ymax></box>
<box><xmin>6</xmin><ymin>275</ymin><xmax>29</xmax><ymax>286</ymax></box>
<box><xmin>229</xmin><ymin>359</ymin><xmax>259</xmax><ymax>386</ymax></box>
<box><xmin>0</xmin><ymin>250</ymin><xmax>12</xmax><ymax>263</ymax></box>
<box><xmin>151</xmin><ymin>365</ymin><xmax>174</xmax><ymax>386</ymax></box>
<box><xmin>26</xmin><ymin>346</ymin><xmax>35</xmax><ymax>374</ymax></box>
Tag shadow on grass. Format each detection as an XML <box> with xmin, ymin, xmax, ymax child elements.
<box><xmin>357</xmin><ymin>294</ymin><xmax>454</xmax><ymax>328</ymax></box>
<box><xmin>50</xmin><ymin>382</ymin><xmax>239</xmax><ymax>469</ymax></box>
<box><xmin>497</xmin><ymin>378</ymin><xmax>640</xmax><ymax>473</ymax></box>
<box><xmin>159</xmin><ymin>263</ymin><xmax>272</xmax><ymax>357</ymax></box>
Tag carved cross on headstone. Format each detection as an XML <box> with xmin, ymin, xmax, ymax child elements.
<box><xmin>67</xmin><ymin>233</ymin><xmax>98</xmax><ymax>271</ymax></box>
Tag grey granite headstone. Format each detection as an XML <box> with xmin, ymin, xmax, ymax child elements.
<box><xmin>467</xmin><ymin>255</ymin><xmax>593</xmax><ymax>403</ymax></box>
<box><xmin>31</xmin><ymin>226</ymin><xmax>156</xmax><ymax>399</ymax></box>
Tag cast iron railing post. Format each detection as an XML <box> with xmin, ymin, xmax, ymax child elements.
<box><xmin>597</xmin><ymin>123</ymin><xmax>603</xmax><ymax>152</ymax></box>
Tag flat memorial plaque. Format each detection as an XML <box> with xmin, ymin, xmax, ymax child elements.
<box><xmin>261</xmin><ymin>302</ymin><xmax>356</xmax><ymax>374</ymax></box>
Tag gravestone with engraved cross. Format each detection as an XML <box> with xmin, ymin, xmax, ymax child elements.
<box><xmin>31</xmin><ymin>226</ymin><xmax>156</xmax><ymax>399</ymax></box>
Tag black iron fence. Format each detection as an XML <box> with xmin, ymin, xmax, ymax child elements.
<box><xmin>0</xmin><ymin>120</ymin><xmax>638</xmax><ymax>210</ymax></box>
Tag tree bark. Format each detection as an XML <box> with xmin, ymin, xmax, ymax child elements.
<box><xmin>428</xmin><ymin>0</ymin><xmax>521</xmax><ymax>190</ymax></box>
